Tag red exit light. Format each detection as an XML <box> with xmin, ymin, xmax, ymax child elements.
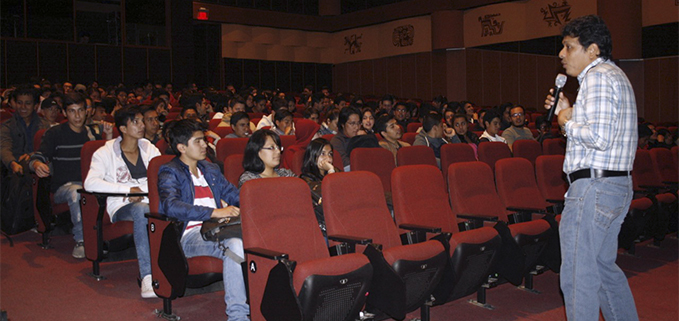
<box><xmin>197</xmin><ymin>7</ymin><xmax>209</xmax><ymax>20</ymax></box>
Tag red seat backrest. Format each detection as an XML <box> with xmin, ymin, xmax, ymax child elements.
<box><xmin>208</xmin><ymin>118</ymin><xmax>221</xmax><ymax>130</ymax></box>
<box><xmin>448</xmin><ymin>161</ymin><xmax>509</xmax><ymax>221</ymax></box>
<box><xmin>216</xmin><ymin>137</ymin><xmax>249</xmax><ymax>163</ymax></box>
<box><xmin>212</xmin><ymin>126</ymin><xmax>233</xmax><ymax>138</ymax></box>
<box><xmin>477</xmin><ymin>141</ymin><xmax>512</xmax><ymax>173</ymax></box>
<box><xmin>81</xmin><ymin>140</ymin><xmax>107</xmax><ymax>182</ymax></box>
<box><xmin>147</xmin><ymin>155</ymin><xmax>175</xmax><ymax>213</ymax></box>
<box><xmin>34</xmin><ymin>128</ymin><xmax>48</xmax><ymax>152</ymax></box>
<box><xmin>512</xmin><ymin>139</ymin><xmax>542</xmax><ymax>166</ymax></box>
<box><xmin>224</xmin><ymin>154</ymin><xmax>245</xmax><ymax>186</ymax></box>
<box><xmin>406</xmin><ymin>122</ymin><xmax>421</xmax><ymax>133</ymax></box>
<box><xmin>535</xmin><ymin>155</ymin><xmax>567</xmax><ymax>202</ymax></box>
<box><xmin>396</xmin><ymin>145</ymin><xmax>437</xmax><ymax>167</ymax></box>
<box><xmin>495</xmin><ymin>158</ymin><xmax>551</xmax><ymax>210</ymax></box>
<box><xmin>543</xmin><ymin>138</ymin><xmax>566</xmax><ymax>155</ymax></box>
<box><xmin>350</xmin><ymin>147</ymin><xmax>396</xmax><ymax>193</ymax></box>
<box><xmin>650</xmin><ymin>148</ymin><xmax>678</xmax><ymax>183</ymax></box>
<box><xmin>401</xmin><ymin>132</ymin><xmax>417</xmax><ymax>145</ymax></box>
<box><xmin>633</xmin><ymin>149</ymin><xmax>663</xmax><ymax>189</ymax></box>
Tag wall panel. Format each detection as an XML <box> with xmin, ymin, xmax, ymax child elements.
<box><xmin>534</xmin><ymin>55</ymin><xmax>558</xmax><ymax>111</ymax></box>
<box><xmin>346</xmin><ymin>61</ymin><xmax>361</xmax><ymax>95</ymax></box>
<box><xmin>500</xmin><ymin>52</ymin><xmax>519</xmax><ymax>106</ymax></box>
<box><xmin>643</xmin><ymin>59</ymin><xmax>659</xmax><ymax>122</ymax></box>
<box><xmin>291</xmin><ymin>62</ymin><xmax>304</xmax><ymax>92</ymax></box>
<box><xmin>38</xmin><ymin>43</ymin><xmax>67</xmax><ymax>84</ymax></box>
<box><xmin>465</xmin><ymin>49</ymin><xmax>483</xmax><ymax>105</ymax></box>
<box><xmin>373</xmin><ymin>58</ymin><xmax>388</xmax><ymax>96</ymax></box>
<box><xmin>123</xmin><ymin>47</ymin><xmax>148</xmax><ymax>86</ymax></box>
<box><xmin>431</xmin><ymin>51</ymin><xmax>447</xmax><ymax>98</ymax></box>
<box><xmin>481</xmin><ymin>50</ymin><xmax>501</xmax><ymax>106</ymax></box>
<box><xmin>69</xmin><ymin>44</ymin><xmax>96</xmax><ymax>85</ymax></box>
<box><xmin>333</xmin><ymin>63</ymin><xmax>348</xmax><ymax>94</ymax></box>
<box><xmin>260</xmin><ymin>60</ymin><xmax>276</xmax><ymax>91</ymax></box>
<box><xmin>359</xmin><ymin>60</ymin><xmax>374</xmax><ymax>96</ymax></box>
<box><xmin>386</xmin><ymin>56</ymin><xmax>402</xmax><ymax>97</ymax></box>
<box><xmin>656</xmin><ymin>57</ymin><xmax>678</xmax><ymax>123</ymax></box>
<box><xmin>517</xmin><ymin>54</ymin><xmax>537</xmax><ymax>110</ymax></box>
<box><xmin>401</xmin><ymin>55</ymin><xmax>418</xmax><ymax>99</ymax></box>
<box><xmin>416</xmin><ymin>52</ymin><xmax>432</xmax><ymax>100</ymax></box>
<box><xmin>148</xmin><ymin>49</ymin><xmax>172</xmax><ymax>85</ymax></box>
<box><xmin>275</xmin><ymin>61</ymin><xmax>291</xmax><ymax>93</ymax></box>
<box><xmin>96</xmin><ymin>45</ymin><xmax>122</xmax><ymax>86</ymax></box>
<box><xmin>6</xmin><ymin>41</ymin><xmax>37</xmax><ymax>85</ymax></box>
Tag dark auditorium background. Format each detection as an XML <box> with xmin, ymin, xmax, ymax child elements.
<box><xmin>0</xmin><ymin>0</ymin><xmax>676</xmax><ymax>122</ymax></box>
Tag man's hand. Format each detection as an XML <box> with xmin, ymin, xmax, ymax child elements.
<box><xmin>10</xmin><ymin>161</ymin><xmax>24</xmax><ymax>175</ymax></box>
<box><xmin>33</xmin><ymin>161</ymin><xmax>51</xmax><ymax>177</ymax></box>
<box><xmin>544</xmin><ymin>89</ymin><xmax>570</xmax><ymax>115</ymax></box>
<box><xmin>18</xmin><ymin>153</ymin><xmax>30</xmax><ymax>163</ymax></box>
<box><xmin>558</xmin><ymin>107</ymin><xmax>573</xmax><ymax>129</ymax></box>
<box><xmin>127</xmin><ymin>186</ymin><xmax>144</xmax><ymax>203</ymax></box>
<box><xmin>211</xmin><ymin>206</ymin><xmax>240</xmax><ymax>218</ymax></box>
<box><xmin>101</xmin><ymin>121</ymin><xmax>114</xmax><ymax>139</ymax></box>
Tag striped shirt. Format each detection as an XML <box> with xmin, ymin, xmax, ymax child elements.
<box><xmin>563</xmin><ymin>58</ymin><xmax>638</xmax><ymax>174</ymax></box>
<box><xmin>184</xmin><ymin>168</ymin><xmax>217</xmax><ymax>236</ymax></box>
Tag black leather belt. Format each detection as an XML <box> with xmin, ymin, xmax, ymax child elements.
<box><xmin>568</xmin><ymin>169</ymin><xmax>631</xmax><ymax>183</ymax></box>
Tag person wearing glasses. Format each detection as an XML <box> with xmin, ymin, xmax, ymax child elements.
<box><xmin>501</xmin><ymin>105</ymin><xmax>535</xmax><ymax>151</ymax></box>
<box><xmin>238</xmin><ymin>129</ymin><xmax>296</xmax><ymax>188</ymax></box>
<box><xmin>330</xmin><ymin>106</ymin><xmax>361</xmax><ymax>171</ymax></box>
<box><xmin>393</xmin><ymin>102</ymin><xmax>412</xmax><ymax>132</ymax></box>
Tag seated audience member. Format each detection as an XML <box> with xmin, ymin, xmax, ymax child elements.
<box><xmin>376</xmin><ymin>115</ymin><xmax>410</xmax><ymax>164</ymax></box>
<box><xmin>84</xmin><ymin>106</ymin><xmax>160</xmax><ymax>298</ymax></box>
<box><xmin>256</xmin><ymin>101</ymin><xmax>296</xmax><ymax>133</ymax></box>
<box><xmin>431</xmin><ymin>95</ymin><xmax>447</xmax><ymax>114</ymax></box>
<box><xmin>473</xmin><ymin>108</ymin><xmax>487</xmax><ymax>131</ymax></box>
<box><xmin>251</xmin><ymin>95</ymin><xmax>268</xmax><ymax>114</ymax></box>
<box><xmin>285</xmin><ymin>96</ymin><xmax>297</xmax><ymax>114</ymax></box>
<box><xmin>393</xmin><ymin>102</ymin><xmax>411</xmax><ymax>131</ymax></box>
<box><xmin>501</xmin><ymin>105</ymin><xmax>534</xmax><ymax>150</ymax></box>
<box><xmin>272</xmin><ymin>109</ymin><xmax>294</xmax><ymax>136</ymax></box>
<box><xmin>413</xmin><ymin>112</ymin><xmax>453</xmax><ymax>166</ymax></box>
<box><xmin>238</xmin><ymin>129</ymin><xmax>296</xmax><ymax>187</ymax></box>
<box><xmin>656</xmin><ymin>128</ymin><xmax>676</xmax><ymax>149</ymax></box>
<box><xmin>534</xmin><ymin>115</ymin><xmax>557</xmax><ymax>143</ymax></box>
<box><xmin>151</xmin><ymin>98</ymin><xmax>169</xmax><ymax>123</ymax></box>
<box><xmin>479</xmin><ymin>110</ymin><xmax>507</xmax><ymax>144</ymax></box>
<box><xmin>358</xmin><ymin>107</ymin><xmax>375</xmax><ymax>135</ymax></box>
<box><xmin>330</xmin><ymin>106</ymin><xmax>361</xmax><ymax>171</ymax></box>
<box><xmin>499</xmin><ymin>102</ymin><xmax>513</xmax><ymax>130</ymax></box>
<box><xmin>443</xmin><ymin>108</ymin><xmax>455</xmax><ymax>131</ymax></box>
<box><xmin>41</xmin><ymin>98</ymin><xmax>61</xmax><ymax>127</ymax></box>
<box><xmin>314</xmin><ymin>108</ymin><xmax>340</xmax><ymax>138</ymax></box>
<box><xmin>303</xmin><ymin>108</ymin><xmax>320</xmax><ymax>124</ymax></box>
<box><xmin>180</xmin><ymin>93</ymin><xmax>211</xmax><ymax>123</ymax></box>
<box><xmin>224</xmin><ymin>112</ymin><xmax>251</xmax><ymax>138</ymax></box>
<box><xmin>218</xmin><ymin>99</ymin><xmax>256</xmax><ymax>132</ymax></box>
<box><xmin>1</xmin><ymin>86</ymin><xmax>50</xmax><ymax>176</ymax></box>
<box><xmin>300</xmin><ymin>138</ymin><xmax>339</xmax><ymax>237</ymax></box>
<box><xmin>281</xmin><ymin>119</ymin><xmax>320</xmax><ymax>169</ymax></box>
<box><xmin>462</xmin><ymin>101</ymin><xmax>479</xmax><ymax>127</ymax></box>
<box><xmin>114</xmin><ymin>87</ymin><xmax>128</xmax><ymax>113</ymax></box>
<box><xmin>378</xmin><ymin>94</ymin><xmax>395</xmax><ymax>115</ymax></box>
<box><xmin>452</xmin><ymin>113</ymin><xmax>480</xmax><ymax>151</ymax></box>
<box><xmin>141</xmin><ymin>106</ymin><xmax>161</xmax><ymax>144</ymax></box>
<box><xmin>637</xmin><ymin>123</ymin><xmax>653</xmax><ymax>150</ymax></box>
<box><xmin>157</xmin><ymin>119</ymin><xmax>249</xmax><ymax>320</ymax></box>
<box><xmin>334</xmin><ymin>95</ymin><xmax>348</xmax><ymax>110</ymax></box>
<box><xmin>30</xmin><ymin>92</ymin><xmax>111</xmax><ymax>258</ymax></box>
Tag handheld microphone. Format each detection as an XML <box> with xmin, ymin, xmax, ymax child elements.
<box><xmin>547</xmin><ymin>74</ymin><xmax>567</xmax><ymax>122</ymax></box>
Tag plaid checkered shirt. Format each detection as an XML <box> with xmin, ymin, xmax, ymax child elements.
<box><xmin>563</xmin><ymin>58</ymin><xmax>638</xmax><ymax>174</ymax></box>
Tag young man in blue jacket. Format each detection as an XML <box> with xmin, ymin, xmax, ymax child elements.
<box><xmin>157</xmin><ymin>119</ymin><xmax>249</xmax><ymax>321</ymax></box>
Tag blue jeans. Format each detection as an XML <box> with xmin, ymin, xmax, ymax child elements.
<box><xmin>560</xmin><ymin>175</ymin><xmax>638</xmax><ymax>321</ymax></box>
<box><xmin>53</xmin><ymin>182</ymin><xmax>83</xmax><ymax>243</ymax></box>
<box><xmin>181</xmin><ymin>228</ymin><xmax>250</xmax><ymax>321</ymax></box>
<box><xmin>111</xmin><ymin>202</ymin><xmax>151</xmax><ymax>278</ymax></box>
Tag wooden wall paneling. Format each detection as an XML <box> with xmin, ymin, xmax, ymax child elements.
<box><xmin>359</xmin><ymin>60</ymin><xmax>374</xmax><ymax>96</ymax></box>
<box><xmin>260</xmin><ymin>60</ymin><xmax>276</xmax><ymax>91</ymax></box>
<box><xmin>332</xmin><ymin>63</ymin><xmax>348</xmax><ymax>94</ymax></box>
<box><xmin>275</xmin><ymin>61</ymin><xmax>291</xmax><ymax>93</ymax></box>
<box><xmin>617</xmin><ymin>60</ymin><xmax>644</xmax><ymax>119</ymax></box>
<box><xmin>38</xmin><ymin>43</ymin><xmax>67</xmax><ymax>85</ymax></box>
<box><xmin>430</xmin><ymin>50</ymin><xmax>447</xmax><ymax>98</ymax></box>
<box><xmin>656</xmin><ymin>57</ymin><xmax>678</xmax><ymax>123</ymax></box>
<box><xmin>224</xmin><ymin>58</ymin><xmax>244</xmax><ymax>90</ymax></box>
<box><xmin>500</xmin><ymin>52</ymin><xmax>519</xmax><ymax>107</ymax></box>
<box><xmin>303</xmin><ymin>63</ymin><xmax>316</xmax><ymax>91</ymax></box>
<box><xmin>401</xmin><ymin>54</ymin><xmax>418</xmax><ymax>99</ymax></box>
<box><xmin>316</xmin><ymin>64</ymin><xmax>333</xmax><ymax>92</ymax></box>
<box><xmin>465</xmin><ymin>49</ymin><xmax>483</xmax><ymax>105</ymax></box>
<box><xmin>291</xmin><ymin>62</ymin><xmax>304</xmax><ymax>92</ymax></box>
<box><xmin>534</xmin><ymin>55</ymin><xmax>559</xmax><ymax>111</ymax></box>
<box><xmin>415</xmin><ymin>52</ymin><xmax>432</xmax><ymax>100</ymax></box>
<box><xmin>69</xmin><ymin>44</ymin><xmax>96</xmax><ymax>85</ymax></box>
<box><xmin>148</xmin><ymin>49</ymin><xmax>171</xmax><ymax>85</ymax></box>
<box><xmin>445</xmin><ymin>49</ymin><xmax>465</xmax><ymax>102</ymax></box>
<box><xmin>243</xmin><ymin>59</ymin><xmax>260</xmax><ymax>89</ymax></box>
<box><xmin>123</xmin><ymin>47</ymin><xmax>148</xmax><ymax>87</ymax></box>
<box><xmin>6</xmin><ymin>40</ymin><xmax>37</xmax><ymax>85</ymax></box>
<box><xmin>481</xmin><ymin>50</ymin><xmax>502</xmax><ymax>107</ymax></box>
<box><xmin>518</xmin><ymin>54</ymin><xmax>537</xmax><ymax>111</ymax></box>
<box><xmin>643</xmin><ymin>59</ymin><xmax>659</xmax><ymax>122</ymax></box>
<box><xmin>373</xmin><ymin>57</ymin><xmax>387</xmax><ymax>96</ymax></box>
<box><xmin>95</xmin><ymin>45</ymin><xmax>122</xmax><ymax>87</ymax></box>
<box><xmin>346</xmin><ymin>61</ymin><xmax>362</xmax><ymax>95</ymax></box>
<box><xmin>386</xmin><ymin>56</ymin><xmax>402</xmax><ymax>97</ymax></box>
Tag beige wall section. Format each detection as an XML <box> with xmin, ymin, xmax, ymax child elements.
<box><xmin>463</xmin><ymin>0</ymin><xmax>596</xmax><ymax>47</ymax></box>
<box><xmin>221</xmin><ymin>24</ymin><xmax>334</xmax><ymax>63</ymax></box>
<box><xmin>642</xmin><ymin>0</ymin><xmax>679</xmax><ymax>27</ymax></box>
<box><xmin>221</xmin><ymin>16</ymin><xmax>432</xmax><ymax>64</ymax></box>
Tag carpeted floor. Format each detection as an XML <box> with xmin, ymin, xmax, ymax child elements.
<box><xmin>1</xmin><ymin>231</ymin><xmax>677</xmax><ymax>320</ymax></box>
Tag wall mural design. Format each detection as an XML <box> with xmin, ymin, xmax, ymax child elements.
<box><xmin>541</xmin><ymin>1</ymin><xmax>572</xmax><ymax>27</ymax></box>
<box><xmin>344</xmin><ymin>34</ymin><xmax>363</xmax><ymax>54</ymax></box>
<box><xmin>392</xmin><ymin>25</ymin><xmax>414</xmax><ymax>47</ymax></box>
<box><xmin>479</xmin><ymin>14</ymin><xmax>505</xmax><ymax>37</ymax></box>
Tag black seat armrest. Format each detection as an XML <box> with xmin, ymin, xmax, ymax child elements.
<box><xmin>145</xmin><ymin>212</ymin><xmax>178</xmax><ymax>221</ymax></box>
<box><xmin>245</xmin><ymin>247</ymin><xmax>289</xmax><ymax>261</ymax></box>
<box><xmin>398</xmin><ymin>224</ymin><xmax>443</xmax><ymax>245</ymax></box>
<box><xmin>328</xmin><ymin>234</ymin><xmax>372</xmax><ymax>245</ymax></box>
<box><xmin>545</xmin><ymin>199</ymin><xmax>564</xmax><ymax>204</ymax></box>
<box><xmin>457</xmin><ymin>214</ymin><xmax>498</xmax><ymax>231</ymax></box>
<box><xmin>506</xmin><ymin>206</ymin><xmax>548</xmax><ymax>214</ymax></box>
<box><xmin>398</xmin><ymin>224</ymin><xmax>442</xmax><ymax>233</ymax></box>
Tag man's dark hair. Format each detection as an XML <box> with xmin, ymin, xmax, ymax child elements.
<box><xmin>272</xmin><ymin>98</ymin><xmax>287</xmax><ymax>111</ymax></box>
<box><xmin>274</xmin><ymin>109</ymin><xmax>293</xmax><ymax>124</ymax></box>
<box><xmin>114</xmin><ymin>105</ymin><xmax>142</xmax><ymax>134</ymax></box>
<box><xmin>535</xmin><ymin>115</ymin><xmax>551</xmax><ymax>129</ymax></box>
<box><xmin>115</xmin><ymin>87</ymin><xmax>128</xmax><ymax>96</ymax></box>
<box><xmin>422</xmin><ymin>112</ymin><xmax>443</xmax><ymax>133</ymax></box>
<box><xmin>254</xmin><ymin>95</ymin><xmax>268</xmax><ymax>104</ymax></box>
<box><xmin>511</xmin><ymin>105</ymin><xmax>525</xmax><ymax>114</ymax></box>
<box><xmin>62</xmin><ymin>92</ymin><xmax>87</xmax><ymax>111</ymax></box>
<box><xmin>242</xmin><ymin>129</ymin><xmax>281</xmax><ymax>173</ymax></box>
<box><xmin>151</xmin><ymin>88</ymin><xmax>169</xmax><ymax>100</ymax></box>
<box><xmin>99</xmin><ymin>97</ymin><xmax>117</xmax><ymax>114</ymax></box>
<box><xmin>12</xmin><ymin>85</ymin><xmax>40</xmax><ymax>105</ymax></box>
<box><xmin>229</xmin><ymin>99</ymin><xmax>246</xmax><ymax>109</ymax></box>
<box><xmin>230</xmin><ymin>111</ymin><xmax>249</xmax><ymax>127</ymax></box>
<box><xmin>381</xmin><ymin>94</ymin><xmax>395</xmax><ymax>105</ymax></box>
<box><xmin>324</xmin><ymin>108</ymin><xmax>340</xmax><ymax>122</ymax></box>
<box><xmin>452</xmin><ymin>113</ymin><xmax>468</xmax><ymax>123</ymax></box>
<box><xmin>483</xmin><ymin>110</ymin><xmax>501</xmax><ymax>125</ymax></box>
<box><xmin>180</xmin><ymin>106</ymin><xmax>198</xmax><ymax>118</ymax></box>
<box><xmin>180</xmin><ymin>93</ymin><xmax>204</xmax><ymax>109</ymax></box>
<box><xmin>301</xmin><ymin>138</ymin><xmax>332</xmax><ymax>179</ymax></box>
<box><xmin>338</xmin><ymin>106</ymin><xmax>360</xmax><ymax>131</ymax></box>
<box><xmin>374</xmin><ymin>114</ymin><xmax>395</xmax><ymax>135</ymax></box>
<box><xmin>165</xmin><ymin>119</ymin><xmax>205</xmax><ymax>156</ymax></box>
<box><xmin>310</xmin><ymin>93</ymin><xmax>324</xmax><ymax>105</ymax></box>
<box><xmin>562</xmin><ymin>15</ymin><xmax>612</xmax><ymax>60</ymax></box>
<box><xmin>638</xmin><ymin>123</ymin><xmax>652</xmax><ymax>139</ymax></box>
<box><xmin>303</xmin><ymin>108</ymin><xmax>319</xmax><ymax>119</ymax></box>
<box><xmin>335</xmin><ymin>95</ymin><xmax>347</xmax><ymax>105</ymax></box>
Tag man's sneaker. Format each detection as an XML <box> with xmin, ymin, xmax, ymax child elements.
<box><xmin>72</xmin><ymin>242</ymin><xmax>85</xmax><ymax>259</ymax></box>
<box><xmin>141</xmin><ymin>275</ymin><xmax>158</xmax><ymax>299</ymax></box>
